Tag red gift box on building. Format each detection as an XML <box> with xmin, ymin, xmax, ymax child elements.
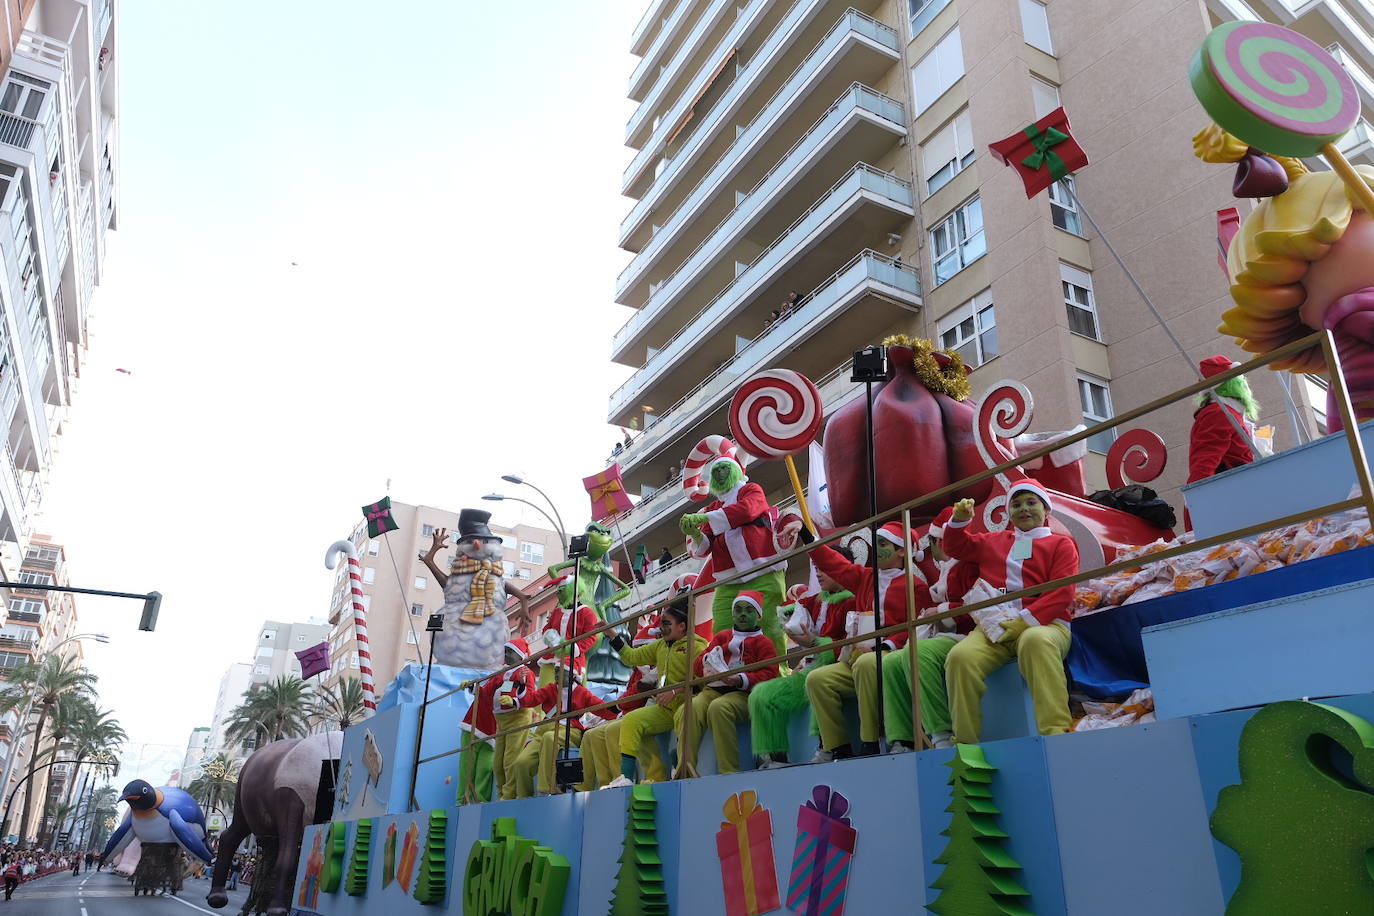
<box><xmin>715</xmin><ymin>791</ymin><xmax>781</xmax><ymax>916</ymax></box>
<box><xmin>988</xmin><ymin>106</ymin><xmax>1089</xmax><ymax>199</ymax></box>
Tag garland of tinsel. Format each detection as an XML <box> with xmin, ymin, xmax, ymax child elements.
<box><xmin>880</xmin><ymin>334</ymin><xmax>972</xmax><ymax>402</ymax></box>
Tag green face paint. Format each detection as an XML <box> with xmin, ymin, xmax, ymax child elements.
<box><xmin>709</xmin><ymin>460</ymin><xmax>745</xmax><ymax>496</ymax></box>
<box><xmin>731</xmin><ymin>601</ymin><xmax>761</xmax><ymax>631</ymax></box>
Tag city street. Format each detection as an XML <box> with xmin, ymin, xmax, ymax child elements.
<box><xmin>8</xmin><ymin>869</ymin><xmax>251</xmax><ymax>916</ymax></box>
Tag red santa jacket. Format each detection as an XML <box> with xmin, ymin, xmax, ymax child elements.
<box><xmin>530</xmin><ymin>682</ymin><xmax>617</xmax><ymax>731</ymax></box>
<box><xmin>460</xmin><ymin>666</ymin><xmax>537</xmax><ymax>741</ymax></box>
<box><xmin>810</xmin><ymin>543</ymin><xmax>933</xmax><ymax>652</ymax></box>
<box><xmin>942</xmin><ymin>519</ymin><xmax>1079</xmax><ymax>626</ymax></box>
<box><xmin>537</xmin><ymin>604</ymin><xmax>600</xmax><ymax>675</ymax></box>
<box><xmin>690</xmin><ymin>481</ymin><xmax>785</xmax><ymax>577</ymax></box>
<box><xmin>694</xmin><ymin>628</ymin><xmax>780</xmax><ymax>689</ymax></box>
<box><xmin>925</xmin><ymin>558</ymin><xmax>980</xmax><ymax>636</ymax></box>
<box><xmin>1188</xmin><ymin>398</ymin><xmax>1255</xmax><ymax>483</ymax></box>
<box><xmin>797</xmin><ymin>591</ymin><xmax>855</xmax><ymax>642</ymax></box>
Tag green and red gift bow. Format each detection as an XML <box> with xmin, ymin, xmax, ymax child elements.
<box><xmin>989</xmin><ymin>106</ymin><xmax>1089</xmax><ymax>198</ymax></box>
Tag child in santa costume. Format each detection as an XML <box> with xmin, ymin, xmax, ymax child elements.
<box><xmin>510</xmin><ymin>655</ymin><xmax>618</xmax><ymax>797</ymax></box>
<box><xmin>605</xmin><ymin>599</ymin><xmax>709</xmax><ymax>787</ymax></box>
<box><xmin>533</xmin><ymin>575</ymin><xmax>600</xmax><ymax>687</ymax></box>
<box><xmin>880</xmin><ymin>507</ymin><xmax>979</xmax><ymax>751</ymax></box>
<box><xmin>942</xmin><ymin>480</ymin><xmax>1078</xmax><ymax>744</ymax></box>
<box><xmin>684</xmin><ymin>590</ymin><xmax>780</xmax><ymax>774</ymax></box>
<box><xmin>804</xmin><ymin>521</ymin><xmax>931</xmax><ymax>760</ymax></box>
<box><xmin>457</xmin><ymin>638</ymin><xmax>538</xmax><ymax>802</ymax></box>
<box><xmin>679</xmin><ymin>442</ymin><xmax>788</xmax><ymax>653</ymax></box>
<box><xmin>580</xmin><ymin>612</ymin><xmax>670</xmax><ymax>787</ymax></box>
<box><xmin>748</xmin><ymin>560</ymin><xmax>855</xmax><ymax>768</ymax></box>
<box><xmin>1188</xmin><ymin>355</ymin><xmax>1259</xmax><ymax>484</ymax></box>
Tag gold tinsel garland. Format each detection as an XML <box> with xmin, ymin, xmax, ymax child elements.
<box><xmin>880</xmin><ymin>334</ymin><xmax>972</xmax><ymax>402</ymax></box>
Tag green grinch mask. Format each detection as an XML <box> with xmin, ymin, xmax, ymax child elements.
<box><xmin>731</xmin><ymin>600</ymin><xmax>762</xmax><ymax>632</ymax></box>
<box><xmin>584</xmin><ymin>522</ymin><xmax>613</xmax><ymax>560</ymax></box>
<box><xmin>709</xmin><ymin>459</ymin><xmax>745</xmax><ymax>496</ymax></box>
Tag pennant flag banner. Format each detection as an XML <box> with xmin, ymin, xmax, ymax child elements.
<box><xmin>989</xmin><ymin>106</ymin><xmax>1089</xmax><ymax>199</ymax></box>
<box><xmin>362</xmin><ymin>496</ymin><xmax>399</xmax><ymax>538</ymax></box>
<box><xmin>296</xmin><ymin>641</ymin><xmax>331</xmax><ymax>680</ymax></box>
<box><xmin>583</xmin><ymin>464</ymin><xmax>634</xmax><ymax>522</ymax></box>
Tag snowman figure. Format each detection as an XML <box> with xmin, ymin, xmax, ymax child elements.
<box><xmin>423</xmin><ymin>509</ymin><xmax>529</xmax><ymax>671</ymax></box>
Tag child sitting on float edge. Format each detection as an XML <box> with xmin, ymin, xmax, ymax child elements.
<box><xmin>942</xmin><ymin>480</ymin><xmax>1078</xmax><ymax>744</ymax></box>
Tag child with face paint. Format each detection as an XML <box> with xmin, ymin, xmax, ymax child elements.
<box><xmin>680</xmin><ymin>448</ymin><xmax>788</xmax><ymax>655</ymax></box>
<box><xmin>580</xmin><ymin>612</ymin><xmax>671</xmax><ymax>788</ymax></box>
<box><xmin>605</xmin><ymin>598</ymin><xmax>710</xmax><ymax>787</ymax></box>
<box><xmin>510</xmin><ymin>656</ymin><xmax>618</xmax><ymax>797</ymax></box>
<box><xmin>684</xmin><ymin>590</ymin><xmax>781</xmax><ymax>774</ymax></box>
<box><xmin>748</xmin><ymin>558</ymin><xmax>856</xmax><ymax>768</ymax></box>
<box><xmin>941</xmin><ymin>481</ymin><xmax>1079</xmax><ymax>743</ymax></box>
<box><xmin>804</xmin><ymin>521</ymin><xmax>931</xmax><ymax>760</ymax></box>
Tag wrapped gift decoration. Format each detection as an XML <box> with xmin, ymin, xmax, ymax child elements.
<box><xmin>362</xmin><ymin>496</ymin><xmax>400</xmax><ymax>538</ymax></box>
<box><xmin>715</xmin><ymin>791</ymin><xmax>781</xmax><ymax>916</ymax></box>
<box><xmin>786</xmin><ymin>785</ymin><xmax>857</xmax><ymax>916</ymax></box>
<box><xmin>989</xmin><ymin>106</ymin><xmax>1089</xmax><ymax>198</ymax></box>
<box><xmin>583</xmin><ymin>464</ymin><xmax>634</xmax><ymax>522</ymax></box>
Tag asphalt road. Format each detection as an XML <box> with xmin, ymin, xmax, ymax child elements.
<box><xmin>7</xmin><ymin>869</ymin><xmax>253</xmax><ymax>916</ymax></box>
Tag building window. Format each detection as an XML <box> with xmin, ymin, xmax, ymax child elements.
<box><xmin>1019</xmin><ymin>0</ymin><xmax>1053</xmax><ymax>54</ymax></box>
<box><xmin>296</xmin><ymin>634</ymin><xmax>306</xmax><ymax>642</ymax></box>
<box><xmin>16</xmin><ymin>571</ymin><xmax>52</xmax><ymax>586</ymax></box>
<box><xmin>256</xmin><ymin>646</ymin><xmax>273</xmax><ymax>658</ymax></box>
<box><xmin>367</xmin><ymin>540</ymin><xmax>379</xmax><ymax>557</ymax></box>
<box><xmin>1078</xmin><ymin>374</ymin><xmax>1116</xmax><ymax>453</ymax></box>
<box><xmin>410</xmin><ymin>603</ymin><xmax>424</xmax><ymax>617</ymax></box>
<box><xmin>930</xmin><ymin>196</ymin><xmax>986</xmax><ymax>285</ymax></box>
<box><xmin>911</xmin><ymin>27</ymin><xmax>964</xmax><ymax>116</ymax></box>
<box><xmin>414</xmin><ymin>577</ymin><xmax>427</xmax><ymax>590</ymax></box>
<box><xmin>1030</xmin><ymin>77</ymin><xmax>1061</xmax><ymax>120</ymax></box>
<box><xmin>1304</xmin><ymin>374</ymin><xmax>1328</xmax><ymax>430</ymax></box>
<box><xmin>502</xmin><ymin>560</ymin><xmax>516</xmax><ymax>577</ymax></box>
<box><xmin>1061</xmin><ymin>264</ymin><xmax>1100</xmax><ymax>340</ymax></box>
<box><xmin>362</xmin><ymin>567</ymin><xmax>376</xmax><ymax>585</ymax></box>
<box><xmin>938</xmin><ymin>290</ymin><xmax>998</xmax><ymax>368</ymax></box>
<box><xmin>261</xmin><ymin>629</ymin><xmax>276</xmax><ymax>641</ymax></box>
<box><xmin>1047</xmin><ymin>178</ymin><xmax>1082</xmax><ymax>235</ymax></box>
<box><xmin>519</xmin><ymin>541</ymin><xmax>544</xmax><ymax>564</ymax></box>
<box><xmin>517</xmin><ymin>568</ymin><xmax>530</xmax><ymax>579</ymax></box>
<box><xmin>350</xmin><ymin>653</ymin><xmax>359</xmax><ymax>669</ymax></box>
<box><xmin>24</xmin><ymin>546</ymin><xmax>58</xmax><ymax>561</ymax></box>
<box><xmin>421</xmin><ymin>524</ymin><xmax>434</xmax><ymax>537</ymax></box>
<box><xmin>253</xmin><ymin>665</ymin><xmax>269</xmax><ymax>676</ymax></box>
<box><xmin>922</xmin><ymin>110</ymin><xmax>974</xmax><ymax>196</ymax></box>
<box><xmin>406</xmin><ymin>632</ymin><xmax>419</xmax><ymax>645</ymax></box>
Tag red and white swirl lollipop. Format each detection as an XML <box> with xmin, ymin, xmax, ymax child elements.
<box><xmin>729</xmin><ymin>369</ymin><xmax>823</xmax><ymax>533</ymax></box>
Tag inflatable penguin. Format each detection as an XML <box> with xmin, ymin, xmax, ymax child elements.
<box><xmin>101</xmin><ymin>779</ymin><xmax>213</xmax><ymax>864</ymax></box>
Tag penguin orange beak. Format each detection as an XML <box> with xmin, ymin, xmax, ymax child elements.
<box><xmin>123</xmin><ymin>794</ymin><xmax>141</xmax><ymax>802</ymax></box>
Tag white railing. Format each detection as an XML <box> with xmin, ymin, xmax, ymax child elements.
<box><xmin>16</xmin><ymin>31</ymin><xmax>69</xmax><ymax>71</ymax></box>
<box><xmin>96</xmin><ymin>0</ymin><xmax>113</xmax><ymax>43</ymax></box>
<box><xmin>630</xmin><ymin>0</ymin><xmax>675</xmax><ymax>55</ymax></box>
<box><xmin>622</xmin><ymin>6</ymin><xmax>901</xmax><ymax>245</ymax></box>
<box><xmin>630</xmin><ymin>0</ymin><xmax>716</xmax><ymax>98</ymax></box>
<box><xmin>0</xmin><ymin>113</ymin><xmax>39</xmax><ymax>150</ymax></box>
<box><xmin>612</xmin><ymin>162</ymin><xmax>913</xmax><ymax>361</ymax></box>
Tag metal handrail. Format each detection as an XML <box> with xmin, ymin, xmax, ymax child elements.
<box><xmin>612</xmin><ymin>161</ymin><xmax>912</xmax><ymax>360</ymax></box>
<box><xmin>430</xmin><ymin>330</ymin><xmax>1372</xmax><ymax>782</ymax></box>
<box><xmin>630</xmin><ymin>0</ymin><xmax>719</xmax><ymax>97</ymax></box>
<box><xmin>621</xmin><ymin>3</ymin><xmax>902</xmax><ymax>240</ymax></box>
<box><xmin>610</xmin><ymin>248</ymin><xmax>916</xmax><ymax>424</ymax></box>
<box><xmin>621</xmin><ymin>78</ymin><xmax>904</xmax><ymax>285</ymax></box>
<box><xmin>0</xmin><ymin>112</ymin><xmax>39</xmax><ymax>151</ymax></box>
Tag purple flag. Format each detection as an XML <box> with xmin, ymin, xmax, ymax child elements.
<box><xmin>296</xmin><ymin>641</ymin><xmax>331</xmax><ymax>680</ymax></box>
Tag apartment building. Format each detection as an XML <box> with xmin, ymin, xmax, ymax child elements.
<box><xmin>251</xmin><ymin>618</ymin><xmax>331</xmax><ymax>685</ymax></box>
<box><xmin>607</xmin><ymin>0</ymin><xmax>1364</xmax><ymax>598</ymax></box>
<box><xmin>322</xmin><ymin>500</ymin><xmax>562</xmax><ymax>694</ymax></box>
<box><xmin>206</xmin><ymin>661</ymin><xmax>251</xmax><ymax>759</ymax></box>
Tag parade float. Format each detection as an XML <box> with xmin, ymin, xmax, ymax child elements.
<box><xmin>261</xmin><ymin>23</ymin><xmax>1374</xmax><ymax>916</ymax></box>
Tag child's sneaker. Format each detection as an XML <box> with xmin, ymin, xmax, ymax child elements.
<box><xmin>604</xmin><ymin>775</ymin><xmax>634</xmax><ymax>788</ymax></box>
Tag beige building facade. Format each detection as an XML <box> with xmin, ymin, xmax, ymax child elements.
<box><xmin>323</xmin><ymin>500</ymin><xmax>562</xmax><ymax>694</ymax></box>
<box><xmin>607</xmin><ymin>0</ymin><xmax>1366</xmax><ymax>606</ymax></box>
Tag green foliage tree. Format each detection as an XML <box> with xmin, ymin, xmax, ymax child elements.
<box><xmin>309</xmin><ymin>677</ymin><xmax>367</xmax><ymax>732</ymax></box>
<box><xmin>928</xmin><ymin>744</ymin><xmax>1034</xmax><ymax>916</ymax></box>
<box><xmin>185</xmin><ymin>752</ymin><xmax>239</xmax><ymax>815</ymax></box>
<box><xmin>225</xmin><ymin>675</ymin><xmax>311</xmax><ymax>750</ymax></box>
<box><xmin>44</xmin><ymin>699</ymin><xmax>124</xmax><ymax>846</ymax></box>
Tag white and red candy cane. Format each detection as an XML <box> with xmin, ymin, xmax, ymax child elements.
<box><xmin>682</xmin><ymin>435</ymin><xmax>737</xmax><ymax>502</ymax></box>
<box><xmin>729</xmin><ymin>369</ymin><xmax>823</xmax><ymax>459</ymax></box>
<box><xmin>325</xmin><ymin>539</ymin><xmax>377</xmax><ymax>711</ymax></box>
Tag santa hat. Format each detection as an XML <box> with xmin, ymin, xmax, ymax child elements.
<box><xmin>875</xmin><ymin>520</ymin><xmax>910</xmax><ymax>549</ymax></box>
<box><xmin>1007</xmin><ymin>480</ymin><xmax>1053</xmax><ymax>513</ymax></box>
<box><xmin>1199</xmin><ymin>355</ymin><xmax>1240</xmax><ymax>380</ymax></box>
<box><xmin>505</xmin><ymin>637</ymin><xmax>530</xmax><ymax>657</ymax></box>
<box><xmin>672</xmin><ymin>572</ymin><xmax>698</xmax><ymax>594</ymax></box>
<box><xmin>732</xmin><ymin>590</ymin><xmax>765</xmax><ymax>615</ymax></box>
<box><xmin>633</xmin><ymin>613</ymin><xmax>661</xmax><ymax>643</ymax></box>
<box><xmin>928</xmin><ymin>506</ymin><xmax>954</xmax><ymax>539</ymax></box>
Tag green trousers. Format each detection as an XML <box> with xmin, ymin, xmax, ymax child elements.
<box><xmin>493</xmin><ymin>708</ymin><xmax>537</xmax><ymax>801</ymax></box>
<box><xmin>748</xmin><ymin>672</ymin><xmax>819</xmax><ymax>756</ymax></box>
<box><xmin>881</xmin><ymin>637</ymin><xmax>958</xmax><ymax>742</ymax></box>
<box><xmin>583</xmin><ymin>720</ymin><xmax>668</xmax><ymax>787</ymax></box>
<box><xmin>946</xmin><ymin>622</ymin><xmax>1072</xmax><ymax>744</ymax></box>
<box><xmin>710</xmin><ymin>569</ymin><xmax>787</xmax><ymax>654</ymax></box>
<box><xmin>804</xmin><ymin>653</ymin><xmax>882</xmax><ymax>751</ymax></box>
<box><xmin>687</xmin><ymin>687</ymin><xmax>751</xmax><ymax>774</ymax></box>
<box><xmin>456</xmin><ymin>731</ymin><xmax>494</xmax><ymax>804</ymax></box>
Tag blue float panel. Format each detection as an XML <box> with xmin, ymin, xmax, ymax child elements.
<box><xmin>577</xmin><ymin>780</ymin><xmax>683</xmax><ymax>914</ymax></box>
<box><xmin>980</xmin><ymin>663</ymin><xmax>1040</xmax><ymax>741</ymax></box>
<box><xmin>1144</xmin><ymin>577</ymin><xmax>1374</xmax><ymax>719</ymax></box>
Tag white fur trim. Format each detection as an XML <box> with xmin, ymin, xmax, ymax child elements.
<box><xmin>946</xmin><ymin>516</ymin><xmax>971</xmax><ymax>529</ymax></box>
<box><xmin>927</xmin><ymin>522</ymin><xmax>944</xmax><ymax>538</ymax></box>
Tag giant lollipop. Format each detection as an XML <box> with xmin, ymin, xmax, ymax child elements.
<box><xmin>1190</xmin><ymin>21</ymin><xmax>1374</xmax><ymax>214</ymax></box>
<box><xmin>729</xmin><ymin>369</ymin><xmax>823</xmax><ymax>534</ymax></box>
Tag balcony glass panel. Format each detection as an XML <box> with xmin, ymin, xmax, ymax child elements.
<box><xmin>630</xmin><ymin>0</ymin><xmax>709</xmax><ymax>99</ymax></box>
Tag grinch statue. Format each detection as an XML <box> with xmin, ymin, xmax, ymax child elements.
<box><xmin>679</xmin><ymin>436</ymin><xmax>787</xmax><ymax>653</ymax></box>
<box><xmin>547</xmin><ymin>521</ymin><xmax>631</xmax><ymax>622</ymax></box>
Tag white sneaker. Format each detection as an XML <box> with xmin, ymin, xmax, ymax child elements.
<box><xmin>810</xmin><ymin>748</ymin><xmax>833</xmax><ymax>764</ymax></box>
<box><xmin>932</xmin><ymin>732</ymin><xmax>955</xmax><ymax>749</ymax></box>
<box><xmin>887</xmin><ymin>743</ymin><xmax>913</xmax><ymax>754</ymax></box>
<box><xmin>757</xmin><ymin>757</ymin><xmax>788</xmax><ymax>770</ymax></box>
<box><xmin>604</xmin><ymin>775</ymin><xmax>634</xmax><ymax>788</ymax></box>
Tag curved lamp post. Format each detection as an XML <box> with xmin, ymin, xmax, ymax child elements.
<box><xmin>481</xmin><ymin>493</ymin><xmax>568</xmax><ymax>560</ymax></box>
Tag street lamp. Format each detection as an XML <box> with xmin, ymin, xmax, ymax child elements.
<box><xmin>499</xmin><ymin>474</ymin><xmax>570</xmax><ymax>548</ymax></box>
<box><xmin>481</xmin><ymin>494</ymin><xmax>567</xmax><ymax>559</ymax></box>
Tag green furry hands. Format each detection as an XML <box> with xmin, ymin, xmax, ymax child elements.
<box><xmin>680</xmin><ymin>513</ymin><xmax>708</xmax><ymax>535</ymax></box>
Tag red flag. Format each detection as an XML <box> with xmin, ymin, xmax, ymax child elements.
<box><xmin>583</xmin><ymin>464</ymin><xmax>634</xmax><ymax>522</ymax></box>
<box><xmin>989</xmin><ymin>106</ymin><xmax>1089</xmax><ymax>199</ymax></box>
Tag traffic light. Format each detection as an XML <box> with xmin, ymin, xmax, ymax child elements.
<box><xmin>140</xmin><ymin>591</ymin><xmax>161</xmax><ymax>631</ymax></box>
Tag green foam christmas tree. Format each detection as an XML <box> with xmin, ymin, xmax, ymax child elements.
<box><xmin>412</xmin><ymin>809</ymin><xmax>449</xmax><ymax>905</ymax></box>
<box><xmin>609</xmin><ymin>784</ymin><xmax>668</xmax><ymax>916</ymax></box>
<box><xmin>345</xmin><ymin>819</ymin><xmax>372</xmax><ymax>896</ymax></box>
<box><xmin>319</xmin><ymin>821</ymin><xmax>349</xmax><ymax>894</ymax></box>
<box><xmin>928</xmin><ymin>744</ymin><xmax>1035</xmax><ymax>916</ymax></box>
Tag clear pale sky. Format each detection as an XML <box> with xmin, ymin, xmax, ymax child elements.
<box><xmin>37</xmin><ymin>0</ymin><xmax>644</xmax><ymax>781</ymax></box>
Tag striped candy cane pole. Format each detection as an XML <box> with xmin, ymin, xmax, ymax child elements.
<box><xmin>326</xmin><ymin>539</ymin><xmax>377</xmax><ymax>712</ymax></box>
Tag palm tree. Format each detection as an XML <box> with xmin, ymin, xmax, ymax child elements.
<box><xmin>308</xmin><ymin>677</ymin><xmax>367</xmax><ymax>732</ymax></box>
<box><xmin>52</xmin><ymin>705</ymin><xmax>124</xmax><ymax>844</ymax></box>
<box><xmin>82</xmin><ymin>784</ymin><xmax>118</xmax><ymax>850</ymax></box>
<box><xmin>224</xmin><ymin>675</ymin><xmax>311</xmax><ymax>751</ymax></box>
<box><xmin>0</xmin><ymin>654</ymin><xmax>95</xmax><ymax>844</ymax></box>
<box><xmin>185</xmin><ymin>753</ymin><xmax>238</xmax><ymax>815</ymax></box>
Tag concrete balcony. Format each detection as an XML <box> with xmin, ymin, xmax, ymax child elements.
<box><xmin>1336</xmin><ymin>116</ymin><xmax>1374</xmax><ymax>166</ymax></box>
<box><xmin>612</xmin><ymin>162</ymin><xmax>913</xmax><ymax>369</ymax></box>
<box><xmin>630</xmin><ymin>0</ymin><xmax>724</xmax><ymax>104</ymax></box>
<box><xmin>621</xmin><ymin>8</ymin><xmax>901</xmax><ymax>252</ymax></box>
<box><xmin>611</xmin><ymin>249</ymin><xmax>918</xmax><ymax>445</ymax></box>
<box><xmin>631</xmin><ymin>0</ymin><xmax>680</xmax><ymax>57</ymax></box>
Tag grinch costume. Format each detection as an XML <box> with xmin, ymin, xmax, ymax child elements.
<box><xmin>685</xmin><ymin>591</ymin><xmax>780</xmax><ymax>774</ymax></box>
<box><xmin>611</xmin><ymin>628</ymin><xmax>709</xmax><ymax>780</ymax></box>
<box><xmin>510</xmin><ymin>675</ymin><xmax>615</xmax><ymax>796</ymax></box>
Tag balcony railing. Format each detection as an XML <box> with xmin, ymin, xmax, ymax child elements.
<box><xmin>630</xmin><ymin>0</ymin><xmax>720</xmax><ymax>100</ymax></box>
<box><xmin>96</xmin><ymin>0</ymin><xmax>113</xmax><ymax>43</ymax></box>
<box><xmin>7</xmin><ymin>610</ymin><xmax>41</xmax><ymax>624</ymax></box>
<box><xmin>622</xmin><ymin>7</ymin><xmax>901</xmax><ymax>247</ymax></box>
<box><xmin>0</xmin><ymin>636</ymin><xmax>35</xmax><ymax>652</ymax></box>
<box><xmin>612</xmin><ymin>161</ymin><xmax>913</xmax><ymax>368</ymax></box>
<box><xmin>0</xmin><ymin>112</ymin><xmax>39</xmax><ymax>150</ymax></box>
